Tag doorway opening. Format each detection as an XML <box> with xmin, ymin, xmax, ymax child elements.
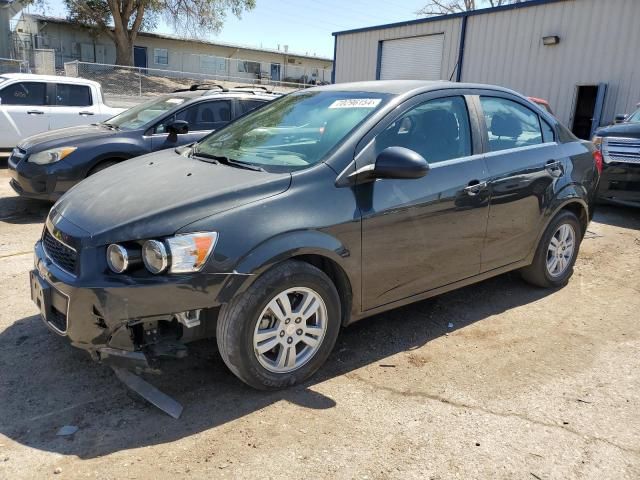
<box><xmin>571</xmin><ymin>84</ymin><xmax>607</xmax><ymax>139</ymax></box>
<box><xmin>133</xmin><ymin>46</ymin><xmax>148</xmax><ymax>69</ymax></box>
<box><xmin>270</xmin><ymin>63</ymin><xmax>281</xmax><ymax>81</ymax></box>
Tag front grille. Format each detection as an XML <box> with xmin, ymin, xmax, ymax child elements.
<box><xmin>43</xmin><ymin>228</ymin><xmax>78</xmax><ymax>275</ymax></box>
<box><xmin>603</xmin><ymin>137</ymin><xmax>640</xmax><ymax>164</ymax></box>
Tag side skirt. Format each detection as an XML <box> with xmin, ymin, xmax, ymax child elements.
<box><xmin>347</xmin><ymin>259</ymin><xmax>530</xmax><ymax>325</ymax></box>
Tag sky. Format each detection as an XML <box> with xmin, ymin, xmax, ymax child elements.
<box><xmin>28</xmin><ymin>0</ymin><xmax>432</xmax><ymax>59</ymax></box>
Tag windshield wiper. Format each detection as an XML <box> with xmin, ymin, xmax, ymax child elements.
<box><xmin>190</xmin><ymin>149</ymin><xmax>221</xmax><ymax>163</ymax></box>
<box><xmin>191</xmin><ymin>149</ymin><xmax>265</xmax><ymax>171</ymax></box>
<box><xmin>100</xmin><ymin>122</ymin><xmax>119</xmax><ymax>130</ymax></box>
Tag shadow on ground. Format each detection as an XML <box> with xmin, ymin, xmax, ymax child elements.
<box><xmin>0</xmin><ymin>271</ymin><xmax>553</xmax><ymax>459</ymax></box>
<box><xmin>593</xmin><ymin>204</ymin><xmax>640</xmax><ymax>230</ymax></box>
<box><xmin>0</xmin><ymin>194</ymin><xmax>51</xmax><ymax>225</ymax></box>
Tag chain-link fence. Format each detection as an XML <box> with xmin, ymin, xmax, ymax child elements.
<box><xmin>0</xmin><ymin>57</ymin><xmax>30</xmax><ymax>74</ymax></box>
<box><xmin>63</xmin><ymin>60</ymin><xmax>327</xmax><ymax>103</ymax></box>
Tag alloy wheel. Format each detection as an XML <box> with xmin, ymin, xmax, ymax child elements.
<box><xmin>546</xmin><ymin>223</ymin><xmax>576</xmax><ymax>277</ymax></box>
<box><xmin>253</xmin><ymin>287</ymin><xmax>328</xmax><ymax>373</ymax></box>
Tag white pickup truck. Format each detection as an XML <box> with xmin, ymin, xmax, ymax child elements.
<box><xmin>0</xmin><ymin>73</ymin><xmax>124</xmax><ymax>152</ymax></box>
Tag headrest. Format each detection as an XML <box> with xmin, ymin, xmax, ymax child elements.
<box><xmin>490</xmin><ymin>112</ymin><xmax>522</xmax><ymax>138</ymax></box>
<box><xmin>420</xmin><ymin>109</ymin><xmax>459</xmax><ymax>141</ymax></box>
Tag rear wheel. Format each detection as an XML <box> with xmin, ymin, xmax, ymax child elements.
<box><xmin>216</xmin><ymin>260</ymin><xmax>341</xmax><ymax>390</ymax></box>
<box><xmin>521</xmin><ymin>210</ymin><xmax>582</xmax><ymax>288</ymax></box>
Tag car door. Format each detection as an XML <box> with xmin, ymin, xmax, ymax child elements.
<box><xmin>0</xmin><ymin>80</ymin><xmax>50</xmax><ymax>148</ymax></box>
<box><xmin>49</xmin><ymin>82</ymin><xmax>97</xmax><ymax>129</ymax></box>
<box><xmin>476</xmin><ymin>93</ymin><xmax>563</xmax><ymax>271</ymax></box>
<box><xmin>359</xmin><ymin>93</ymin><xmax>490</xmax><ymax>310</ymax></box>
<box><xmin>150</xmin><ymin>99</ymin><xmax>232</xmax><ymax>151</ymax></box>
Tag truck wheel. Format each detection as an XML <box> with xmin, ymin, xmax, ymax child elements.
<box><xmin>216</xmin><ymin>260</ymin><xmax>341</xmax><ymax>390</ymax></box>
<box><xmin>521</xmin><ymin>210</ymin><xmax>582</xmax><ymax>288</ymax></box>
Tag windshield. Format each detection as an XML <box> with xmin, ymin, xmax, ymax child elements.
<box><xmin>194</xmin><ymin>90</ymin><xmax>390</xmax><ymax>171</ymax></box>
<box><xmin>106</xmin><ymin>95</ymin><xmax>189</xmax><ymax>130</ymax></box>
<box><xmin>627</xmin><ymin>108</ymin><xmax>640</xmax><ymax>123</ymax></box>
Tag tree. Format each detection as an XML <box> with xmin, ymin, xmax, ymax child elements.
<box><xmin>417</xmin><ymin>0</ymin><xmax>528</xmax><ymax>17</ymax></box>
<box><xmin>63</xmin><ymin>0</ymin><xmax>256</xmax><ymax>66</ymax></box>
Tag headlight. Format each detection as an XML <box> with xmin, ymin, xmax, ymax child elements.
<box><xmin>107</xmin><ymin>244</ymin><xmax>128</xmax><ymax>273</ymax></box>
<box><xmin>106</xmin><ymin>244</ymin><xmax>142</xmax><ymax>273</ymax></box>
<box><xmin>29</xmin><ymin>146</ymin><xmax>77</xmax><ymax>165</ymax></box>
<box><xmin>166</xmin><ymin>232</ymin><xmax>218</xmax><ymax>273</ymax></box>
<box><xmin>142</xmin><ymin>240</ymin><xmax>169</xmax><ymax>274</ymax></box>
<box><xmin>141</xmin><ymin>232</ymin><xmax>218</xmax><ymax>274</ymax></box>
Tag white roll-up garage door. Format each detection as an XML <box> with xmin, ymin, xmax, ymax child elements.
<box><xmin>380</xmin><ymin>34</ymin><xmax>444</xmax><ymax>81</ymax></box>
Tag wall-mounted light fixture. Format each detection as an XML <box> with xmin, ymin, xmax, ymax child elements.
<box><xmin>542</xmin><ymin>35</ymin><xmax>560</xmax><ymax>46</ymax></box>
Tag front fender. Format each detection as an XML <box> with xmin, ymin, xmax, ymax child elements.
<box><xmin>216</xmin><ymin>229</ymin><xmax>355</xmax><ymax>305</ymax></box>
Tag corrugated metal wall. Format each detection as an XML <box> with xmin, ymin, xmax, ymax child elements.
<box><xmin>462</xmin><ymin>0</ymin><xmax>640</xmax><ymax>126</ymax></box>
<box><xmin>334</xmin><ymin>0</ymin><xmax>640</xmax><ymax>127</ymax></box>
<box><xmin>334</xmin><ymin>17</ymin><xmax>462</xmax><ymax>84</ymax></box>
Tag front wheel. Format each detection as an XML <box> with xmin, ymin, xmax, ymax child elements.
<box><xmin>216</xmin><ymin>260</ymin><xmax>341</xmax><ymax>390</ymax></box>
<box><xmin>521</xmin><ymin>210</ymin><xmax>582</xmax><ymax>288</ymax></box>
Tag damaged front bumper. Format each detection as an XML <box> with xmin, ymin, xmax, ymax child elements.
<box><xmin>31</xmin><ymin>239</ymin><xmax>229</xmax><ymax>370</ymax></box>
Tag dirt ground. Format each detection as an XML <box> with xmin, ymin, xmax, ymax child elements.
<box><xmin>0</xmin><ymin>164</ymin><xmax>638</xmax><ymax>479</ymax></box>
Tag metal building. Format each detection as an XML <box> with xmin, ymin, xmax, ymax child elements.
<box><xmin>332</xmin><ymin>0</ymin><xmax>640</xmax><ymax>138</ymax></box>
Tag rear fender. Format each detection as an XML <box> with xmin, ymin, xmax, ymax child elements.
<box><xmin>526</xmin><ymin>183</ymin><xmax>589</xmax><ymax>262</ymax></box>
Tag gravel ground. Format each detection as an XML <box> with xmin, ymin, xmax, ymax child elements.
<box><xmin>0</xmin><ymin>164</ymin><xmax>639</xmax><ymax>479</ymax></box>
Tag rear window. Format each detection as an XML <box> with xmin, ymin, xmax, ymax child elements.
<box><xmin>54</xmin><ymin>83</ymin><xmax>92</xmax><ymax>107</ymax></box>
<box><xmin>480</xmin><ymin>96</ymin><xmax>544</xmax><ymax>152</ymax></box>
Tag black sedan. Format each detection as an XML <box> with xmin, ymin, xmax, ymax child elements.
<box><xmin>593</xmin><ymin>107</ymin><xmax>640</xmax><ymax>207</ymax></box>
<box><xmin>8</xmin><ymin>86</ymin><xmax>277</xmax><ymax>201</ymax></box>
<box><xmin>31</xmin><ymin>81</ymin><xmax>600</xmax><ymax>395</ymax></box>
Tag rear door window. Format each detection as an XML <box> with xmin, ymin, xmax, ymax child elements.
<box><xmin>480</xmin><ymin>97</ymin><xmax>545</xmax><ymax>152</ymax></box>
<box><xmin>375</xmin><ymin>96</ymin><xmax>472</xmax><ymax>163</ymax></box>
<box><xmin>156</xmin><ymin>100</ymin><xmax>232</xmax><ymax>133</ymax></box>
<box><xmin>54</xmin><ymin>83</ymin><xmax>92</xmax><ymax>107</ymax></box>
<box><xmin>0</xmin><ymin>82</ymin><xmax>46</xmax><ymax>106</ymax></box>
<box><xmin>238</xmin><ymin>99</ymin><xmax>266</xmax><ymax>115</ymax></box>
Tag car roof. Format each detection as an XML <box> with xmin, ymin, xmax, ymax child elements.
<box><xmin>156</xmin><ymin>90</ymin><xmax>279</xmax><ymax>104</ymax></box>
<box><xmin>309</xmin><ymin>80</ymin><xmax>523</xmax><ymax>97</ymax></box>
<box><xmin>0</xmin><ymin>73</ymin><xmax>101</xmax><ymax>87</ymax></box>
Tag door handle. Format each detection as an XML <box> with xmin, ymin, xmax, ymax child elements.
<box><xmin>545</xmin><ymin>159</ymin><xmax>563</xmax><ymax>177</ymax></box>
<box><xmin>79</xmin><ymin>111</ymin><xmax>94</xmax><ymax>116</ymax></box>
<box><xmin>464</xmin><ymin>180</ymin><xmax>488</xmax><ymax>196</ymax></box>
<box><xmin>27</xmin><ymin>110</ymin><xmax>44</xmax><ymax>115</ymax></box>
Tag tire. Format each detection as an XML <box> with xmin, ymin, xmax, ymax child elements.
<box><xmin>88</xmin><ymin>160</ymin><xmax>119</xmax><ymax>176</ymax></box>
<box><xmin>216</xmin><ymin>260</ymin><xmax>341</xmax><ymax>390</ymax></box>
<box><xmin>520</xmin><ymin>210</ymin><xmax>582</xmax><ymax>288</ymax></box>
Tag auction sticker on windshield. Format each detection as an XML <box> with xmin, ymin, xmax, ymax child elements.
<box><xmin>166</xmin><ymin>98</ymin><xmax>185</xmax><ymax>104</ymax></box>
<box><xmin>329</xmin><ymin>99</ymin><xmax>382</xmax><ymax>109</ymax></box>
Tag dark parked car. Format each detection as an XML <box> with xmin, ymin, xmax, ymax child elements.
<box><xmin>592</xmin><ymin>106</ymin><xmax>640</xmax><ymax>207</ymax></box>
<box><xmin>8</xmin><ymin>85</ymin><xmax>278</xmax><ymax>201</ymax></box>
<box><xmin>30</xmin><ymin>81</ymin><xmax>600</xmax><ymax>393</ymax></box>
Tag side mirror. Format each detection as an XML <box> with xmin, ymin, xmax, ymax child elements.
<box><xmin>166</xmin><ymin>120</ymin><xmax>189</xmax><ymax>141</ymax></box>
<box><xmin>349</xmin><ymin>146</ymin><xmax>429</xmax><ymax>184</ymax></box>
<box><xmin>614</xmin><ymin>114</ymin><xmax>627</xmax><ymax>124</ymax></box>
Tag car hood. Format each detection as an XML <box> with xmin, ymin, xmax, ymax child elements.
<box><xmin>53</xmin><ymin>149</ymin><xmax>292</xmax><ymax>245</ymax></box>
<box><xmin>18</xmin><ymin>124</ymin><xmax>122</xmax><ymax>151</ymax></box>
<box><xmin>596</xmin><ymin>122</ymin><xmax>640</xmax><ymax>139</ymax></box>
